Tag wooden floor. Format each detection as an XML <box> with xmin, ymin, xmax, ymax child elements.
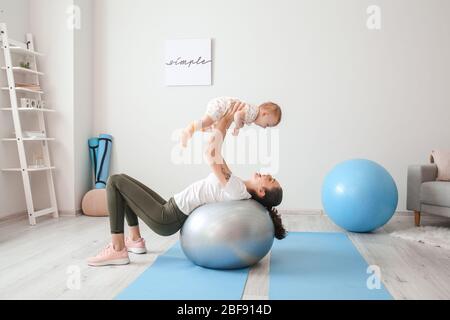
<box><xmin>0</xmin><ymin>212</ymin><xmax>449</xmax><ymax>300</ymax></box>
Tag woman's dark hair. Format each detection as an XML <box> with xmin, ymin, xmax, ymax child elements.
<box><xmin>250</xmin><ymin>186</ymin><xmax>287</xmax><ymax>240</ymax></box>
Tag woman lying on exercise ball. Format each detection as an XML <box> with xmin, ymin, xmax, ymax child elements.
<box><xmin>88</xmin><ymin>102</ymin><xmax>285</xmax><ymax>267</ymax></box>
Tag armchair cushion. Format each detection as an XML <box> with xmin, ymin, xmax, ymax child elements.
<box><xmin>420</xmin><ymin>181</ymin><xmax>450</xmax><ymax>208</ymax></box>
<box><xmin>431</xmin><ymin>150</ymin><xmax>450</xmax><ymax>181</ymax></box>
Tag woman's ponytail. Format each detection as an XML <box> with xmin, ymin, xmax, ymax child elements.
<box><xmin>267</xmin><ymin>207</ymin><xmax>287</xmax><ymax>240</ymax></box>
<box><xmin>249</xmin><ymin>186</ymin><xmax>286</xmax><ymax>240</ymax></box>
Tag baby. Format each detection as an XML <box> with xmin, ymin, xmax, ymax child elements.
<box><xmin>181</xmin><ymin>97</ymin><xmax>282</xmax><ymax>147</ymax></box>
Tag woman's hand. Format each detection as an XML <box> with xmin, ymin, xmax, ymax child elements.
<box><xmin>220</xmin><ymin>101</ymin><xmax>246</xmax><ymax>128</ymax></box>
<box><xmin>209</xmin><ymin>101</ymin><xmax>246</xmax><ymax>146</ymax></box>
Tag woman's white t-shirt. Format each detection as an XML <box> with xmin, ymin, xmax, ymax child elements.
<box><xmin>173</xmin><ymin>173</ymin><xmax>251</xmax><ymax>215</ymax></box>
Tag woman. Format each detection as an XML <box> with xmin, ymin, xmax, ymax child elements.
<box><xmin>88</xmin><ymin>102</ymin><xmax>285</xmax><ymax>267</ymax></box>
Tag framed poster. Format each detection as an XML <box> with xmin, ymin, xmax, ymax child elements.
<box><xmin>165</xmin><ymin>38</ymin><xmax>212</xmax><ymax>86</ymax></box>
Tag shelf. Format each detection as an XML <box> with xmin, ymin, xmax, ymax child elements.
<box><xmin>2</xmin><ymin>137</ymin><xmax>55</xmax><ymax>141</ymax></box>
<box><xmin>0</xmin><ymin>107</ymin><xmax>55</xmax><ymax>112</ymax></box>
<box><xmin>2</xmin><ymin>166</ymin><xmax>55</xmax><ymax>172</ymax></box>
<box><xmin>1</xmin><ymin>25</ymin><xmax>58</xmax><ymax>225</ymax></box>
<box><xmin>1</xmin><ymin>66</ymin><xmax>44</xmax><ymax>76</ymax></box>
<box><xmin>1</xmin><ymin>87</ymin><xmax>44</xmax><ymax>94</ymax></box>
<box><xmin>34</xmin><ymin>207</ymin><xmax>56</xmax><ymax>218</ymax></box>
<box><xmin>6</xmin><ymin>46</ymin><xmax>44</xmax><ymax>57</ymax></box>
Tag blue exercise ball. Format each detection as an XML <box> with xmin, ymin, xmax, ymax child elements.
<box><xmin>321</xmin><ymin>159</ymin><xmax>398</xmax><ymax>233</ymax></box>
<box><xmin>180</xmin><ymin>200</ymin><xmax>275</xmax><ymax>270</ymax></box>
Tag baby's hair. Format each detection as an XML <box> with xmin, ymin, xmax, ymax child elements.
<box><xmin>260</xmin><ymin>102</ymin><xmax>282</xmax><ymax>125</ymax></box>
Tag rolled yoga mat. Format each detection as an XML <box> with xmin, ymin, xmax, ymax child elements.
<box><xmin>116</xmin><ymin>242</ymin><xmax>249</xmax><ymax>300</ymax></box>
<box><xmin>269</xmin><ymin>232</ymin><xmax>392</xmax><ymax>300</ymax></box>
<box><xmin>88</xmin><ymin>137</ymin><xmax>99</xmax><ymax>186</ymax></box>
<box><xmin>94</xmin><ymin>134</ymin><xmax>112</xmax><ymax>189</ymax></box>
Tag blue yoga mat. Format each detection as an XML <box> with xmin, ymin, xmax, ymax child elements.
<box><xmin>88</xmin><ymin>137</ymin><xmax>99</xmax><ymax>187</ymax></box>
<box><xmin>269</xmin><ymin>232</ymin><xmax>392</xmax><ymax>300</ymax></box>
<box><xmin>116</xmin><ymin>242</ymin><xmax>249</xmax><ymax>300</ymax></box>
<box><xmin>94</xmin><ymin>134</ymin><xmax>112</xmax><ymax>189</ymax></box>
<box><xmin>87</xmin><ymin>134</ymin><xmax>112</xmax><ymax>189</ymax></box>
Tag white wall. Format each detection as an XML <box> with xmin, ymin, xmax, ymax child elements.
<box><xmin>30</xmin><ymin>0</ymin><xmax>94</xmax><ymax>216</ymax></box>
<box><xmin>0</xmin><ymin>0</ymin><xmax>30</xmax><ymax>218</ymax></box>
<box><xmin>92</xmin><ymin>0</ymin><xmax>450</xmax><ymax>211</ymax></box>
<box><xmin>2</xmin><ymin>1</ymin><xmax>448</xmax><ymax>217</ymax></box>
<box><xmin>74</xmin><ymin>0</ymin><xmax>94</xmax><ymax>214</ymax></box>
<box><xmin>29</xmin><ymin>0</ymin><xmax>76</xmax><ymax>215</ymax></box>
<box><xmin>0</xmin><ymin>0</ymin><xmax>29</xmax><ymax>39</ymax></box>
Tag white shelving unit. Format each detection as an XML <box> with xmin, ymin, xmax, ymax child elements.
<box><xmin>1</xmin><ymin>86</ymin><xmax>44</xmax><ymax>94</ymax></box>
<box><xmin>1</xmin><ymin>107</ymin><xmax>55</xmax><ymax>112</ymax></box>
<box><xmin>1</xmin><ymin>66</ymin><xmax>45</xmax><ymax>76</ymax></box>
<box><xmin>8</xmin><ymin>46</ymin><xmax>43</xmax><ymax>56</ymax></box>
<box><xmin>0</xmin><ymin>23</ymin><xmax>58</xmax><ymax>225</ymax></box>
<box><xmin>2</xmin><ymin>137</ymin><xmax>56</xmax><ymax>141</ymax></box>
<box><xmin>2</xmin><ymin>167</ymin><xmax>56</xmax><ymax>172</ymax></box>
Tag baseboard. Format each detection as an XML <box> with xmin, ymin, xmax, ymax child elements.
<box><xmin>0</xmin><ymin>207</ymin><xmax>83</xmax><ymax>223</ymax></box>
<box><xmin>280</xmin><ymin>209</ymin><xmax>323</xmax><ymax>216</ymax></box>
<box><xmin>59</xmin><ymin>208</ymin><xmax>83</xmax><ymax>217</ymax></box>
<box><xmin>0</xmin><ymin>211</ymin><xmax>26</xmax><ymax>224</ymax></box>
<box><xmin>0</xmin><ymin>208</ymin><xmax>418</xmax><ymax>223</ymax></box>
<box><xmin>394</xmin><ymin>210</ymin><xmax>415</xmax><ymax>216</ymax></box>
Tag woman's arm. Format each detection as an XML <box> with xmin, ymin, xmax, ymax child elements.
<box><xmin>205</xmin><ymin>101</ymin><xmax>245</xmax><ymax>186</ymax></box>
<box><xmin>232</xmin><ymin>109</ymin><xmax>246</xmax><ymax>136</ymax></box>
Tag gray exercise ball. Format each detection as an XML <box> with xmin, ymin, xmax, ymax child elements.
<box><xmin>180</xmin><ymin>200</ymin><xmax>275</xmax><ymax>269</ymax></box>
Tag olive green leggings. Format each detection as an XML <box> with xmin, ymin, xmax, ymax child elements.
<box><xmin>106</xmin><ymin>174</ymin><xmax>187</xmax><ymax>236</ymax></box>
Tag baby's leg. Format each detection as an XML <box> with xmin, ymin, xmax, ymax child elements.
<box><xmin>181</xmin><ymin>115</ymin><xmax>215</xmax><ymax>147</ymax></box>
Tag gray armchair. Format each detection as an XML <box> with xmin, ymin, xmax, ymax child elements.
<box><xmin>407</xmin><ymin>164</ymin><xmax>450</xmax><ymax>226</ymax></box>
